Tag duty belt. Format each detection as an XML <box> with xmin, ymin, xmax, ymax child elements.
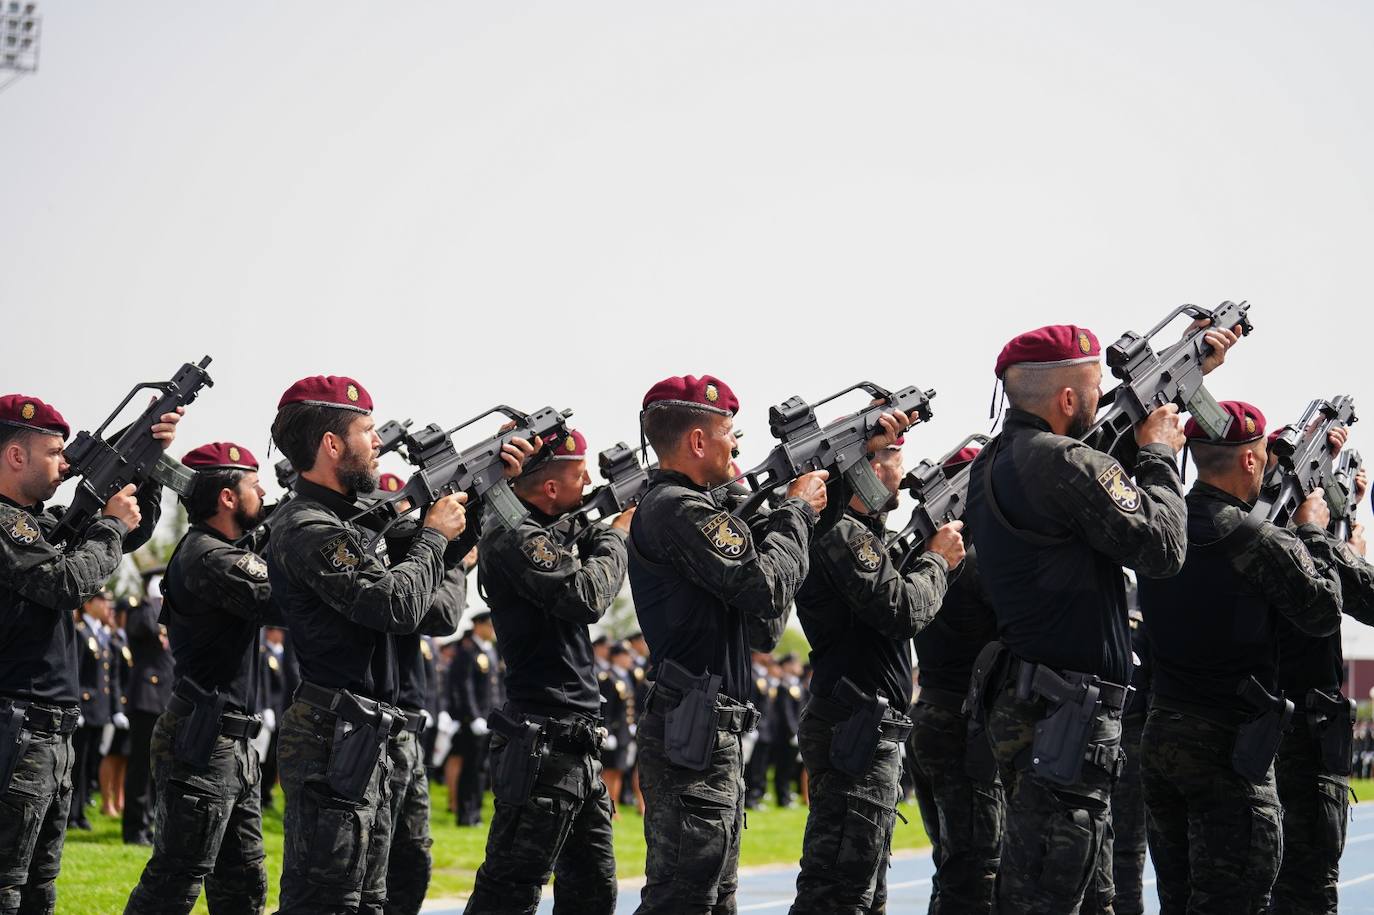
<box><xmin>645</xmin><ymin>685</ymin><xmax>760</xmax><ymax>734</ymax></box>
<box><xmin>1007</xmin><ymin>657</ymin><xmax>1132</xmax><ymax>712</ymax></box>
<box><xmin>399</xmin><ymin>707</ymin><xmax>427</xmax><ymax>735</ymax></box>
<box><xmin>0</xmin><ymin>701</ymin><xmax>80</xmax><ymax>736</ymax></box>
<box><xmin>295</xmin><ymin>682</ymin><xmax>407</xmax><ymax>738</ymax></box>
<box><xmin>495</xmin><ymin>707</ymin><xmax>601</xmax><ymax>754</ymax></box>
<box><xmin>806</xmin><ymin>692</ymin><xmax>913</xmax><ymax>743</ymax></box>
<box><xmin>915</xmin><ymin>686</ymin><xmax>967</xmax><ymax>715</ymax></box>
<box><xmin>168</xmin><ymin>692</ymin><xmax>263</xmax><ymax>740</ymax></box>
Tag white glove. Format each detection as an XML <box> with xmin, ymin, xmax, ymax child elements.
<box><xmin>421</xmin><ymin>709</ymin><xmax>434</xmax><ymax>731</ymax></box>
<box><xmin>99</xmin><ymin>723</ymin><xmax>115</xmax><ymax>756</ymax></box>
<box><xmin>112</xmin><ymin>712</ymin><xmax>130</xmax><ymax>730</ymax></box>
<box><xmin>262</xmin><ymin>708</ymin><xmax>277</xmax><ymax>732</ymax></box>
<box><xmin>76</xmin><ymin>713</ymin><xmax>85</xmax><ymax>729</ymax></box>
<box><xmin>438</xmin><ymin>711</ymin><xmax>454</xmax><ymax>734</ymax></box>
<box><xmin>789</xmin><ymin>735</ymin><xmax>799</xmax><ymax>748</ymax></box>
<box><xmin>604</xmin><ymin>734</ymin><xmax>618</xmax><ymax>752</ymax></box>
<box><xmin>469</xmin><ymin>717</ymin><xmax>490</xmax><ymax>737</ymax></box>
<box><xmin>431</xmin><ymin>729</ymin><xmax>453</xmax><ymax>768</ymax></box>
<box><xmin>628</xmin><ymin>723</ymin><xmax>637</xmax><ymax>737</ymax></box>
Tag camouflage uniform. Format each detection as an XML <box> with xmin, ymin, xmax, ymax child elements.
<box><xmin>465</xmin><ymin>505</ymin><xmax>627</xmax><ymax>914</ymax></box>
<box><xmin>125</xmin><ymin>525</ymin><xmax>276</xmax><ymax>915</ymax></box>
<box><xmin>1269</xmin><ymin>537</ymin><xmax>1374</xmax><ymax>915</ymax></box>
<box><xmin>1138</xmin><ymin>483</ymin><xmax>1344</xmax><ymax>915</ymax></box>
<box><xmin>964</xmin><ymin>410</ymin><xmax>1189</xmax><ymax>914</ymax></box>
<box><xmin>0</xmin><ymin>486</ymin><xmax>160</xmax><ymax>915</ymax></box>
<box><xmin>789</xmin><ymin>506</ymin><xmax>950</xmax><ymax>914</ymax></box>
<box><xmin>628</xmin><ymin>469</ymin><xmax>816</xmax><ymax>914</ymax></box>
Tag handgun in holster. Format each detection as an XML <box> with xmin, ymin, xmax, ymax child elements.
<box><xmin>1232</xmin><ymin>676</ymin><xmax>1293</xmax><ymax>783</ymax></box>
<box><xmin>961</xmin><ymin>641</ymin><xmax>1007</xmax><ymax>782</ymax></box>
<box><xmin>326</xmin><ymin>691</ymin><xmax>392</xmax><ymax>802</ymax></box>
<box><xmin>0</xmin><ymin>704</ymin><xmax>30</xmax><ymax>794</ymax></box>
<box><xmin>1019</xmin><ymin>663</ymin><xmax>1100</xmax><ymax>787</ymax></box>
<box><xmin>658</xmin><ymin>660</ymin><xmax>723</xmax><ymax>771</ymax></box>
<box><xmin>490</xmin><ymin>708</ymin><xmax>547</xmax><ymax>805</ymax></box>
<box><xmin>829</xmin><ymin>678</ymin><xmax>888</xmax><ymax>778</ymax></box>
<box><xmin>1306</xmin><ymin>689</ymin><xmax>1356</xmax><ymax>777</ymax></box>
<box><xmin>172</xmin><ymin>677</ymin><xmax>228</xmax><ymax>769</ymax></box>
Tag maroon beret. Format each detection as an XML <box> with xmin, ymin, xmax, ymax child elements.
<box><xmin>1267</xmin><ymin>428</ymin><xmax>1284</xmax><ymax>448</ymax></box>
<box><xmin>1185</xmin><ymin>401</ymin><xmax>1265</xmax><ymax>444</ymax></box>
<box><xmin>0</xmin><ymin>394</ymin><xmax>70</xmax><ymax>440</ymax></box>
<box><xmin>994</xmin><ymin>325</ymin><xmax>1101</xmax><ymax>379</ymax></box>
<box><xmin>378</xmin><ymin>472</ymin><xmax>406</xmax><ymax>493</ymax></box>
<box><xmin>277</xmin><ymin>376</ymin><xmax>372</xmax><ymax>414</ymax></box>
<box><xmin>642</xmin><ymin>375</ymin><xmax>738</xmax><ymax>416</ymax></box>
<box><xmin>545</xmin><ymin>428</ymin><xmax>587</xmax><ymax>461</ymax></box>
<box><xmin>182</xmin><ymin>442</ymin><xmax>259</xmax><ymax>471</ymax></box>
<box><xmin>944</xmin><ymin>445</ymin><xmax>983</xmax><ymax>468</ymax></box>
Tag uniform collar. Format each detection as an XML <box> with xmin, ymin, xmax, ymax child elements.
<box><xmin>1002</xmin><ymin>408</ymin><xmax>1053</xmax><ymax>433</ymax></box>
<box><xmin>1188</xmin><ymin>479</ymin><xmax>1256</xmax><ymax>512</ymax></box>
<box><xmin>190</xmin><ymin>521</ymin><xmax>234</xmax><ymax>544</ymax></box>
<box><xmin>0</xmin><ymin>491</ymin><xmax>41</xmax><ymax>513</ymax></box>
<box><xmin>292</xmin><ymin>477</ymin><xmax>362</xmax><ymax>518</ymax></box>
<box><xmin>845</xmin><ymin>505</ymin><xmax>887</xmax><ymax>536</ymax></box>
<box><xmin>648</xmin><ymin>468</ymin><xmax>706</xmax><ymax>492</ymax></box>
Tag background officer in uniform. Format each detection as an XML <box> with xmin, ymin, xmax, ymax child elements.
<box><xmin>258</xmin><ymin>626</ymin><xmax>289</xmax><ymax>809</ymax></box>
<box><xmin>770</xmin><ymin>654</ymin><xmax>803</xmax><ymax>809</ymax></box>
<box><xmin>907</xmin><ymin>444</ymin><xmax>1003</xmax><ymax>915</ymax></box>
<box><xmin>72</xmin><ymin>590</ymin><xmax>119</xmax><ymax>830</ymax></box>
<box><xmin>125</xmin><ymin>441</ymin><xmax>279</xmax><ymax>915</ymax></box>
<box><xmin>600</xmin><ymin>642</ymin><xmax>636</xmax><ymax>814</ymax></box>
<box><xmin>789</xmin><ymin>430</ymin><xmax>962</xmax><ymax>913</ymax></box>
<box><xmin>121</xmin><ymin>569</ymin><xmax>173</xmax><ymax>846</ymax></box>
<box><xmin>1270</xmin><ymin>428</ymin><xmax>1374</xmax><ymax>915</ymax></box>
<box><xmin>1139</xmin><ymin>402</ymin><xmax>1343</xmax><ymax>914</ymax></box>
<box><xmin>0</xmin><ymin>392</ymin><xmax>177</xmax><ymax>914</ymax></box>
<box><xmin>964</xmin><ymin>321</ymin><xmax>1237</xmax><ymax>913</ymax></box>
<box><xmin>448</xmin><ymin>611</ymin><xmax>503</xmax><ymax>826</ymax></box>
<box><xmin>265</xmin><ymin>375</ymin><xmax>501</xmax><ymax>915</ymax></box>
<box><xmin>465</xmin><ymin>427</ymin><xmax>630</xmax><ymax>914</ymax></box>
<box><xmin>743</xmin><ymin>650</ymin><xmax>776</xmax><ymax>810</ymax></box>
<box><xmin>628</xmin><ymin>374</ymin><xmax>832</xmax><ymax>914</ymax></box>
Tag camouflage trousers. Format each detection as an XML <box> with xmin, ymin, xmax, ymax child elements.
<box><xmin>0</xmin><ymin>719</ymin><xmax>74</xmax><ymax>915</ymax></box>
<box><xmin>277</xmin><ymin>699</ymin><xmax>393</xmax><ymax>915</ymax></box>
<box><xmin>790</xmin><ymin>710</ymin><xmax>903</xmax><ymax>915</ymax></box>
<box><xmin>907</xmin><ymin>700</ymin><xmax>1003</xmax><ymax>915</ymax></box>
<box><xmin>1141</xmin><ymin>706</ymin><xmax>1282</xmax><ymax>915</ymax></box>
<box><xmin>464</xmin><ymin>717</ymin><xmax>616</xmax><ymax>915</ymax></box>
<box><xmin>1084</xmin><ymin>714</ymin><xmax>1147</xmax><ymax>915</ymax></box>
<box><xmin>1269</xmin><ymin>724</ymin><xmax>1349</xmax><ymax>915</ymax></box>
<box><xmin>635</xmin><ymin>712</ymin><xmax>745</xmax><ymax>914</ymax></box>
<box><xmin>124</xmin><ymin>708</ymin><xmax>268</xmax><ymax>915</ymax></box>
<box><xmin>382</xmin><ymin>729</ymin><xmax>431</xmax><ymax>915</ymax></box>
<box><xmin>988</xmin><ymin>684</ymin><xmax>1121</xmax><ymax>915</ymax></box>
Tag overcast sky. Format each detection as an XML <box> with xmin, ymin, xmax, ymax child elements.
<box><xmin>4</xmin><ymin>2</ymin><xmax>1373</xmax><ymax>632</ymax></box>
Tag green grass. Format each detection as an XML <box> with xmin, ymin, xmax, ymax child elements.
<box><xmin>54</xmin><ymin>782</ymin><xmax>933</xmax><ymax>914</ymax></box>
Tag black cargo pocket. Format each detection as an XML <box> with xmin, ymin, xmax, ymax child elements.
<box><xmin>0</xmin><ymin>780</ymin><xmax>44</xmax><ymax>875</ymax></box>
<box><xmin>303</xmin><ymin>783</ymin><xmax>367</xmax><ymax>886</ymax></box>
<box><xmin>158</xmin><ymin>779</ymin><xmax>225</xmax><ymax>867</ymax></box>
<box><xmin>1035</xmin><ymin>804</ymin><xmax>1099</xmax><ymax>901</ymax></box>
<box><xmin>1316</xmin><ymin>775</ymin><xmax>1349</xmax><ymax>852</ymax></box>
<box><xmin>675</xmin><ymin>790</ymin><xmax>732</xmax><ymax>888</ymax></box>
<box><xmin>833</xmin><ymin>796</ymin><xmax>895</xmax><ymax>887</ymax></box>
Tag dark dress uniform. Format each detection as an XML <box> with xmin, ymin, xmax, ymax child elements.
<box><xmin>0</xmin><ymin>468</ymin><xmax>160</xmax><ymax>914</ymax></box>
<box><xmin>259</xmin><ymin>633</ymin><xmax>288</xmax><ymax>807</ymax></box>
<box><xmin>964</xmin><ymin>400</ymin><xmax>1188</xmax><ymax>914</ymax></box>
<box><xmin>465</xmin><ymin>492</ymin><xmax>628</xmax><ymax>915</ymax></box>
<box><xmin>770</xmin><ymin>674</ymin><xmax>804</xmax><ymax>808</ymax></box>
<box><xmin>447</xmin><ymin>630</ymin><xmax>503</xmax><ymax>826</ymax></box>
<box><xmin>600</xmin><ymin>664</ymin><xmax>634</xmax><ymax>772</ymax></box>
<box><xmin>110</xmin><ymin>618</ymin><xmax>133</xmax><ymax>759</ymax></box>
<box><xmin>1269</xmin><ymin>536</ymin><xmax>1374</xmax><ymax>914</ymax></box>
<box><xmin>121</xmin><ymin>593</ymin><xmax>174</xmax><ymax>844</ymax></box>
<box><xmin>124</xmin><ymin>520</ymin><xmax>278</xmax><ymax>915</ymax></box>
<box><xmin>908</xmin><ymin>545</ymin><xmax>1003</xmax><ymax>915</ymax></box>
<box><xmin>267</xmin><ymin>466</ymin><xmax>456</xmax><ymax>915</ymax></box>
<box><xmin>628</xmin><ymin>462</ymin><xmax>816</xmax><ymax>914</ymax></box>
<box><xmin>743</xmin><ymin>661</ymin><xmax>775</xmax><ymax>808</ymax></box>
<box><xmin>789</xmin><ymin>505</ymin><xmax>950</xmax><ymax>913</ymax></box>
<box><xmin>71</xmin><ymin>611</ymin><xmax>119</xmax><ymax>826</ymax></box>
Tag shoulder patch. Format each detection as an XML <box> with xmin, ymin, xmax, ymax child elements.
<box><xmin>4</xmin><ymin>511</ymin><xmax>41</xmax><ymax>546</ymax></box>
<box><xmin>523</xmin><ymin>533</ymin><xmax>562</xmax><ymax>571</ymax></box>
<box><xmin>1295</xmin><ymin>542</ymin><xmax>1318</xmax><ymax>577</ymax></box>
<box><xmin>233</xmin><ymin>552</ymin><xmax>269</xmax><ymax>581</ymax></box>
<box><xmin>699</xmin><ymin>511</ymin><xmax>749</xmax><ymax>558</ymax></box>
<box><xmin>1097</xmin><ymin>463</ymin><xmax>1141</xmax><ymax>513</ymax></box>
<box><xmin>848</xmin><ymin>531</ymin><xmax>883</xmax><ymax>572</ymax></box>
<box><xmin>319</xmin><ymin>533</ymin><xmax>361</xmax><ymax>571</ymax></box>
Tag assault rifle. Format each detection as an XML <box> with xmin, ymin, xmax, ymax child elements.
<box><xmin>1083</xmin><ymin>301</ymin><xmax>1253</xmax><ymax>464</ymax></box>
<box><xmin>549</xmin><ymin>442</ymin><xmax>649</xmax><ymax>545</ymax></box>
<box><xmin>1256</xmin><ymin>396</ymin><xmax>1357</xmax><ymax>527</ymax></box>
<box><xmin>351</xmin><ymin>405</ymin><xmax>573</xmax><ymax>548</ymax></box>
<box><xmin>1332</xmin><ymin>448</ymin><xmax>1363</xmax><ymax>543</ymax></box>
<box><xmin>716</xmin><ymin>382</ymin><xmax>935</xmax><ymax>518</ymax></box>
<box><xmin>51</xmin><ymin>357</ymin><xmax>215</xmax><ymax>548</ymax></box>
<box><xmin>888</xmin><ymin>433</ymin><xmax>990</xmax><ymax>571</ymax></box>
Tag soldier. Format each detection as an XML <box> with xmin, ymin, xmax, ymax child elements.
<box><xmin>963</xmin><ymin>322</ymin><xmax>1238</xmax><ymax>913</ymax></box>
<box><xmin>448</xmin><ymin>611</ymin><xmax>503</xmax><ymax>826</ymax></box>
<box><xmin>627</xmin><ymin>374</ymin><xmax>837</xmax><ymax>913</ymax></box>
<box><xmin>770</xmin><ymin>654</ymin><xmax>802</xmax><ymax>808</ymax></box>
<box><xmin>0</xmin><ymin>393</ymin><xmax>177</xmax><ymax>914</ymax></box>
<box><xmin>1139</xmin><ymin>402</ymin><xmax>1343</xmax><ymax>914</ymax></box>
<box><xmin>124</xmin><ymin>441</ymin><xmax>281</xmax><ymax>914</ymax></box>
<box><xmin>743</xmin><ymin>650</ymin><xmax>776</xmax><ymax>809</ymax></box>
<box><xmin>121</xmin><ymin>570</ymin><xmax>173</xmax><ymax>846</ymax></box>
<box><xmin>790</xmin><ymin>431</ymin><xmax>963</xmax><ymax>914</ymax></box>
<box><xmin>907</xmin><ymin>445</ymin><xmax>1003</xmax><ymax>915</ymax></box>
<box><xmin>600</xmin><ymin>642</ymin><xmax>637</xmax><ymax>814</ymax></box>
<box><xmin>265</xmin><ymin>375</ymin><xmax>512</xmax><ymax>914</ymax></box>
<box><xmin>72</xmin><ymin>589</ymin><xmax>121</xmax><ymax>829</ymax></box>
<box><xmin>1270</xmin><ymin>430</ymin><xmax>1374</xmax><ymax>915</ymax></box>
<box><xmin>465</xmin><ymin>428</ymin><xmax>630</xmax><ymax>913</ymax></box>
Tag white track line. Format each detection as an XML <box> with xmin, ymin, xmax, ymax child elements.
<box><xmin>1339</xmin><ymin>873</ymin><xmax>1374</xmax><ymax>890</ymax></box>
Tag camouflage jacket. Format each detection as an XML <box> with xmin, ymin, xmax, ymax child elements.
<box><xmin>1276</xmin><ymin>528</ymin><xmax>1374</xmax><ymax>694</ymax></box>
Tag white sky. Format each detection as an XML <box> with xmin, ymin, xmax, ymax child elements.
<box><xmin>3</xmin><ymin>2</ymin><xmax>1373</xmax><ymax>636</ymax></box>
